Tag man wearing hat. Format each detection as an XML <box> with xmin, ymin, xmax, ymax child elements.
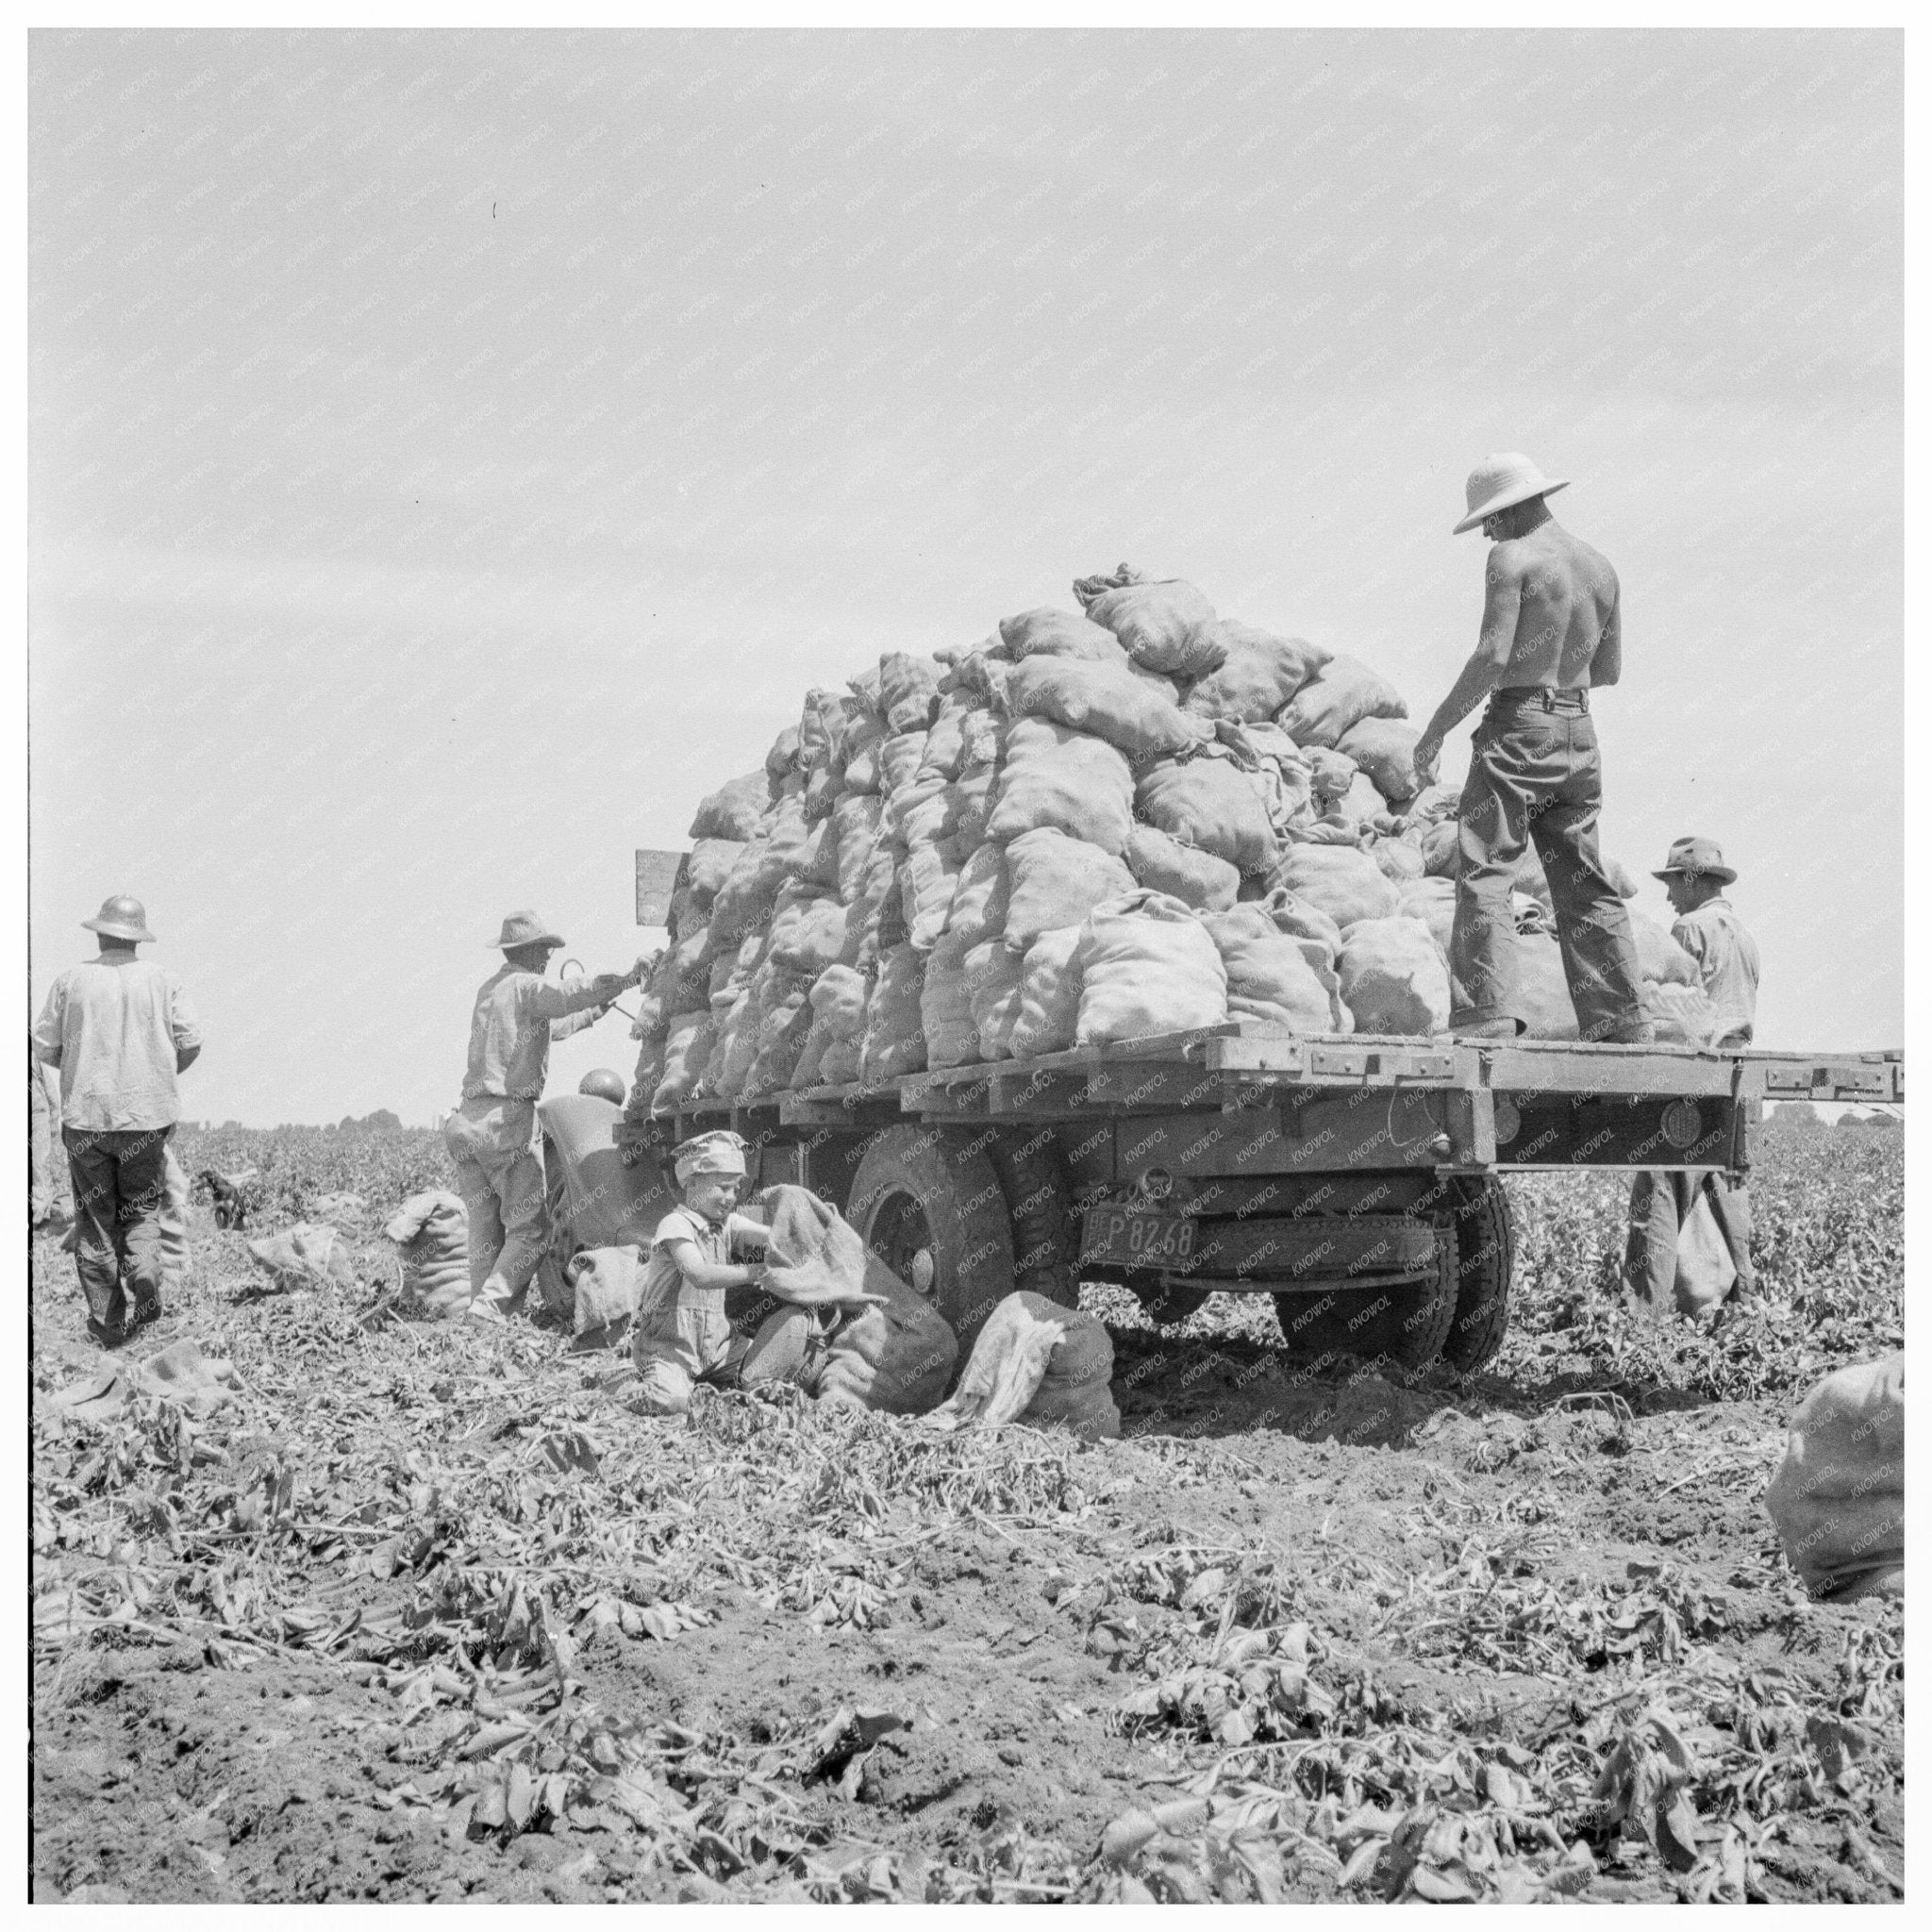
<box><xmin>33</xmin><ymin>895</ymin><xmax>202</xmax><ymax>1345</ymax></box>
<box><xmin>1624</xmin><ymin>839</ymin><xmax>1759</xmax><ymax>1313</ymax></box>
<box><xmin>1413</xmin><ymin>455</ymin><xmax>1653</xmax><ymax>1044</ymax></box>
<box><xmin>443</xmin><ymin>912</ymin><xmax>637</xmax><ymax>1318</ymax></box>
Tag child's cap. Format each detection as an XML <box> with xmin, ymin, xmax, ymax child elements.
<box><xmin>673</xmin><ymin>1130</ymin><xmax>750</xmax><ymax>1185</ymax></box>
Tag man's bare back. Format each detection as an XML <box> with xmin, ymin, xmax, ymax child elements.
<box><xmin>1479</xmin><ymin>518</ymin><xmax>1621</xmax><ymax>690</ymax></box>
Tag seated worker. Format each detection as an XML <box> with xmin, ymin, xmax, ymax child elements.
<box><xmin>633</xmin><ymin>1131</ymin><xmax>773</xmax><ymax>1414</ymax></box>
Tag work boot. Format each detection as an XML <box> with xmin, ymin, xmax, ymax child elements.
<box><xmin>1603</xmin><ymin>1021</ymin><xmax>1657</xmax><ymax>1045</ymax></box>
<box><xmin>1456</xmin><ymin>1019</ymin><xmax>1520</xmax><ymax>1041</ymax></box>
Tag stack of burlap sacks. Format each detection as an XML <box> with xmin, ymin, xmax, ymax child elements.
<box><xmin>627</xmin><ymin>566</ymin><xmax>1717</xmax><ymax>1112</ymax></box>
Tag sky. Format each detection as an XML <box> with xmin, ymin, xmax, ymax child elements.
<box><xmin>27</xmin><ymin>27</ymin><xmax>1901</xmax><ymax>1126</ymax></box>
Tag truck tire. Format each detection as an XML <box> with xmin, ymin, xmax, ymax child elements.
<box><xmin>989</xmin><ymin>1128</ymin><xmax>1077</xmax><ymax>1308</ymax></box>
<box><xmin>1438</xmin><ymin>1175</ymin><xmax>1513</xmax><ymax>1378</ymax></box>
<box><xmin>847</xmin><ymin>1125</ymin><xmax>1016</xmax><ymax>1353</ymax></box>
<box><xmin>1271</xmin><ymin>1232</ymin><xmax>1457</xmax><ymax>1386</ymax></box>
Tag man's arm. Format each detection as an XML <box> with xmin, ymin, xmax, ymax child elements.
<box><xmin>548</xmin><ymin>1005</ymin><xmax>607</xmax><ymax>1041</ymax></box>
<box><xmin>31</xmin><ymin>987</ymin><xmax>63</xmax><ymax>1068</ymax></box>
<box><xmin>528</xmin><ymin>972</ymin><xmax>631</xmax><ymax>1023</ymax></box>
<box><xmin>1591</xmin><ymin>581</ymin><xmax>1623</xmax><ymax>688</ymax></box>
<box><xmin>1412</xmin><ymin>551</ymin><xmax>1522</xmax><ymax>787</ymax></box>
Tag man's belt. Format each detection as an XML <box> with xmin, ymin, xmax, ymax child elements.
<box><xmin>1492</xmin><ymin>685</ymin><xmax>1589</xmax><ymax>714</ymax></box>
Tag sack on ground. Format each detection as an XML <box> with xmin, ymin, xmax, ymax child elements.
<box><xmin>862</xmin><ymin>943</ymin><xmax>928</xmax><ymax>1080</ymax></box>
<box><xmin>926</xmin><ymin>1291</ymin><xmax>1121</xmax><ymax>1441</ymax></box>
<box><xmin>1075</xmin><ymin>891</ymin><xmax>1229</xmax><ymax>1046</ymax></box>
<box><xmin>1124</xmin><ymin>822</ymin><xmax>1241</xmax><ymax>912</ymax></box>
<box><xmin>1182</xmin><ymin>624</ymin><xmax>1330</xmax><ymax>724</ymax></box>
<box><xmin>248</xmin><ymin>1222</ymin><xmax>356</xmax><ymax>1293</ymax></box>
<box><xmin>1765</xmin><ymin>1354</ymin><xmax>1904</xmax><ymax>1602</ymax></box>
<box><xmin>1337</xmin><ymin>718</ymin><xmax>1424</xmax><ymax>805</ymax></box>
<box><xmin>1003</xmin><ymin>653</ymin><xmax>1211</xmax><ymax>763</ymax></box>
<box><xmin>564</xmin><ymin>1246</ymin><xmax>643</xmax><ymax>1343</ymax></box>
<box><xmin>1276</xmin><ymin>654</ymin><xmax>1407</xmax><ymax>748</ymax></box>
<box><xmin>985</xmin><ymin>718</ymin><xmax>1135</xmax><ymax>855</ymax></box>
<box><xmin>1003</xmin><ymin>825</ymin><xmax>1138</xmax><ymax>954</ymax></box>
<box><xmin>1078</xmin><ymin>574</ymin><xmax>1222</xmax><ymax>680</ymax></box>
<box><xmin>689</xmin><ymin>771</ymin><xmax>771</xmax><ymax>842</ymax></box>
<box><xmin>384</xmin><ymin>1191</ymin><xmax>472</xmax><ymax>1317</ymax></box>
<box><xmin>1337</xmin><ymin>917</ymin><xmax>1452</xmax><ymax>1035</ymax></box>
<box><xmin>1269</xmin><ymin>844</ymin><xmax>1401</xmax><ymax>930</ymax></box>
<box><xmin>1203</xmin><ymin>904</ymin><xmax>1350</xmax><ymax>1036</ymax></box>
<box><xmin>1008</xmin><ymin>926</ymin><xmax>1085</xmax><ymax>1060</ymax></box>
<box><xmin>1135</xmin><ymin>753</ymin><xmax>1275</xmax><ymax>874</ymax></box>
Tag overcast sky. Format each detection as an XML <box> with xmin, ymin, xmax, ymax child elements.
<box><xmin>28</xmin><ymin>27</ymin><xmax>1900</xmax><ymax>1125</ymax></box>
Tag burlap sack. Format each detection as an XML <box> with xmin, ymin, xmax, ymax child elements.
<box><xmin>1516</xmin><ymin>930</ymin><xmax>1579</xmax><ymax>1040</ymax></box>
<box><xmin>1182</xmin><ymin>623</ymin><xmax>1330</xmax><ymax>724</ymax></box>
<box><xmin>1643</xmin><ymin>981</ymin><xmax>1722</xmax><ymax>1048</ymax></box>
<box><xmin>1078</xmin><ymin>575</ymin><xmax>1222</xmax><ymax>679</ymax></box>
<box><xmin>985</xmin><ymin>718</ymin><xmax>1136</xmax><ymax>855</ymax></box>
<box><xmin>652</xmin><ymin>1009</ymin><xmax>716</xmax><ymax>1111</ymax></box>
<box><xmin>1630</xmin><ymin>909</ymin><xmax>1699</xmax><ymax>986</ymax></box>
<box><xmin>861</xmin><ymin>942</ymin><xmax>927</xmax><ymax>1080</ymax></box>
<box><xmin>1269</xmin><ymin>844</ymin><xmax>1402</xmax><ymax>931</ymax></box>
<box><xmin>833</xmin><ymin>794</ymin><xmax>885</xmax><ymax>905</ymax></box>
<box><xmin>248</xmin><ymin>1222</ymin><xmax>356</xmax><ymax>1292</ymax></box>
<box><xmin>898</xmin><ymin>844</ymin><xmax>962</xmax><ymax>952</ymax></box>
<box><xmin>384</xmin><ymin>1191</ymin><xmax>471</xmax><ymax>1317</ymax></box>
<box><xmin>1765</xmin><ymin>1354</ymin><xmax>1904</xmax><ymax>1601</ymax></box>
<box><xmin>998</xmin><ymin>607</ymin><xmax>1132</xmax><ymax>663</ymax></box>
<box><xmin>1202</xmin><ymin>904</ymin><xmax>1350</xmax><ymax>1036</ymax></box>
<box><xmin>1336</xmin><ymin>917</ymin><xmax>1452</xmax><ymax>1035</ymax></box>
<box><xmin>943</xmin><ymin>842</ymin><xmax>1010</xmax><ymax>947</ymax></box>
<box><xmin>880</xmin><ymin>652</ymin><xmax>943</xmax><ymax>735</ymax></box>
<box><xmin>688</xmin><ymin>771</ymin><xmax>770</xmax><ymax>842</ymax></box>
<box><xmin>1002</xmin><ymin>655</ymin><xmax>1211</xmax><ymax>763</ymax></box>
<box><xmin>1003</xmin><ymin>826</ymin><xmax>1138</xmax><ymax>955</ymax></box>
<box><xmin>1337</xmin><ymin>717</ymin><xmax>1424</xmax><ymax>805</ymax></box>
<box><xmin>1074</xmin><ymin>891</ymin><xmax>1229</xmax><ymax>1046</ymax></box>
<box><xmin>969</xmin><ymin>940</ymin><xmax>1027</xmax><ymax>1061</ymax></box>
<box><xmin>1276</xmin><ymin>654</ymin><xmax>1407</xmax><ymax>749</ymax></box>
<box><xmin>921</xmin><ymin>928</ymin><xmax>982</xmax><ymax>1071</ymax></box>
<box><xmin>1124</xmin><ymin>823</ymin><xmax>1241</xmax><ymax>912</ymax></box>
<box><xmin>1257</xmin><ymin>887</ymin><xmax>1346</xmax><ymax>958</ymax></box>
<box><xmin>927</xmin><ymin>1291</ymin><xmax>1121</xmax><ymax>1441</ymax></box>
<box><xmin>1135</xmin><ymin>753</ymin><xmax>1275</xmax><ymax>874</ymax></box>
<box><xmin>1008</xmin><ymin>926</ymin><xmax>1084</xmax><ymax>1060</ymax></box>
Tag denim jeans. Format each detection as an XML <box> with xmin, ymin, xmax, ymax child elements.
<box><xmin>1450</xmin><ymin>694</ymin><xmax>1646</xmax><ymax>1039</ymax></box>
<box><xmin>1624</xmin><ymin>1170</ymin><xmax>1755</xmax><ymax>1307</ymax></box>
<box><xmin>62</xmin><ymin>1123</ymin><xmax>173</xmax><ymax>1330</ymax></box>
<box><xmin>442</xmin><ymin>1096</ymin><xmax>550</xmax><ymax>1307</ymax></box>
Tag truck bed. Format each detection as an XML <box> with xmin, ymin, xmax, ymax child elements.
<box><xmin>623</xmin><ymin>1026</ymin><xmax>1901</xmax><ymax>1177</ymax></box>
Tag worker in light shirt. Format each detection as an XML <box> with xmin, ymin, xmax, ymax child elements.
<box><xmin>443</xmin><ymin>910</ymin><xmax>635</xmax><ymax>1318</ymax></box>
<box><xmin>1624</xmin><ymin>839</ymin><xmax>1759</xmax><ymax>1317</ymax></box>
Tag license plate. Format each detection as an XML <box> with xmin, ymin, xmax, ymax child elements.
<box><xmin>1080</xmin><ymin>1206</ymin><xmax>1199</xmax><ymax>1270</ymax></box>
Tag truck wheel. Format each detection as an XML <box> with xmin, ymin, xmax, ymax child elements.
<box><xmin>1438</xmin><ymin>1175</ymin><xmax>1513</xmax><ymax>1378</ymax></box>
<box><xmin>847</xmin><ymin>1125</ymin><xmax>1016</xmax><ymax>1353</ymax></box>
<box><xmin>990</xmin><ymin>1128</ymin><xmax>1077</xmax><ymax>1307</ymax></box>
<box><xmin>1272</xmin><ymin>1236</ymin><xmax>1457</xmax><ymax>1386</ymax></box>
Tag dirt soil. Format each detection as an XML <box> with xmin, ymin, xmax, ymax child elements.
<box><xmin>30</xmin><ymin>1128</ymin><xmax>1904</xmax><ymax>1905</ymax></box>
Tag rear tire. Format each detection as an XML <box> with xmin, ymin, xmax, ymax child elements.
<box><xmin>846</xmin><ymin>1125</ymin><xmax>1016</xmax><ymax>1353</ymax></box>
<box><xmin>1438</xmin><ymin>1175</ymin><xmax>1513</xmax><ymax>1377</ymax></box>
<box><xmin>1272</xmin><ymin>1235</ymin><xmax>1457</xmax><ymax>1386</ymax></box>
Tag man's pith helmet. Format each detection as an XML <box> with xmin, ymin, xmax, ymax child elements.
<box><xmin>83</xmin><ymin>894</ymin><xmax>156</xmax><ymax>943</ymax></box>
<box><xmin>1454</xmin><ymin>453</ymin><xmax>1570</xmax><ymax>535</ymax></box>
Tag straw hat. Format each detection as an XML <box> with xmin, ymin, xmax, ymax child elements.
<box><xmin>1652</xmin><ymin>837</ymin><xmax>1737</xmax><ymax>887</ymax></box>
<box><xmin>1453</xmin><ymin>453</ymin><xmax>1570</xmax><ymax>535</ymax></box>
<box><xmin>490</xmin><ymin>910</ymin><xmax>565</xmax><ymax>950</ymax></box>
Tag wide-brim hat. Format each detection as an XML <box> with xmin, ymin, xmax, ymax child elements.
<box><xmin>1653</xmin><ymin>836</ymin><xmax>1737</xmax><ymax>887</ymax></box>
<box><xmin>490</xmin><ymin>909</ymin><xmax>565</xmax><ymax>950</ymax></box>
<box><xmin>1454</xmin><ymin>453</ymin><xmax>1570</xmax><ymax>535</ymax></box>
<box><xmin>82</xmin><ymin>894</ymin><xmax>156</xmax><ymax>943</ymax></box>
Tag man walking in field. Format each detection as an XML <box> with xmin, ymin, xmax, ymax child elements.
<box><xmin>444</xmin><ymin>911</ymin><xmax>635</xmax><ymax>1318</ymax></box>
<box><xmin>33</xmin><ymin>895</ymin><xmax>202</xmax><ymax>1346</ymax></box>
<box><xmin>1624</xmin><ymin>839</ymin><xmax>1760</xmax><ymax>1315</ymax></box>
<box><xmin>1412</xmin><ymin>455</ymin><xmax>1653</xmax><ymax>1044</ymax></box>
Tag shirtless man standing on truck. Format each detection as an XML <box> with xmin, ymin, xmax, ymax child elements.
<box><xmin>1412</xmin><ymin>454</ymin><xmax>1653</xmax><ymax>1045</ymax></box>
